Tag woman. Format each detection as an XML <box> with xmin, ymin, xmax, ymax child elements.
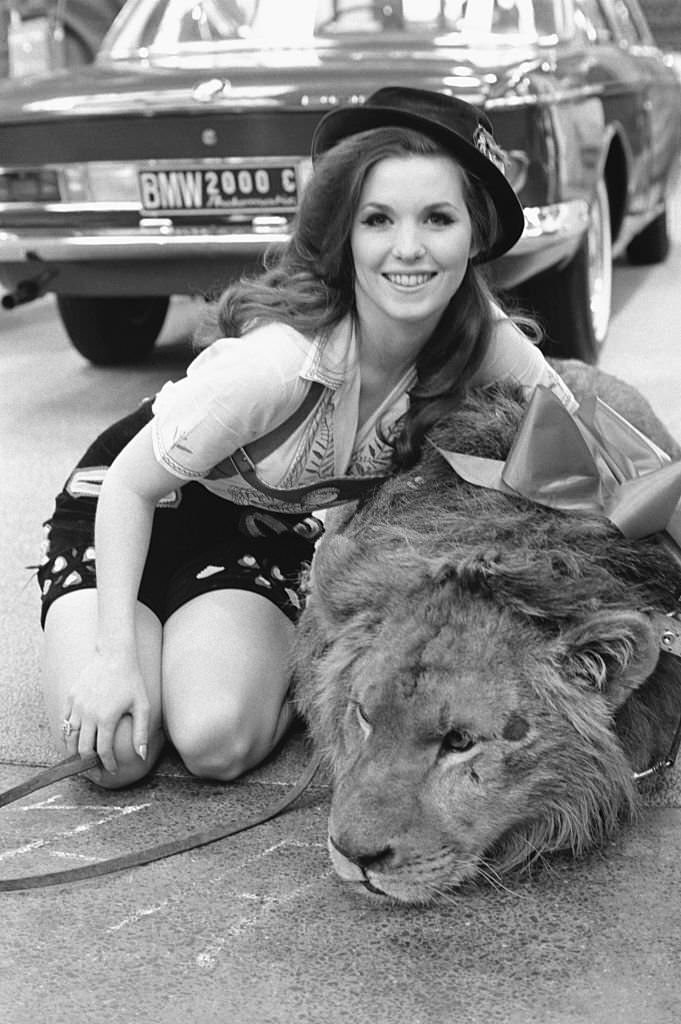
<box><xmin>38</xmin><ymin>87</ymin><xmax>575</xmax><ymax>788</ymax></box>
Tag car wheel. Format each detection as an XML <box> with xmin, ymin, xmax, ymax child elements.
<box><xmin>516</xmin><ymin>178</ymin><xmax>612</xmax><ymax>364</ymax></box>
<box><xmin>56</xmin><ymin>295</ymin><xmax>170</xmax><ymax>365</ymax></box>
<box><xmin>626</xmin><ymin>208</ymin><xmax>670</xmax><ymax>265</ymax></box>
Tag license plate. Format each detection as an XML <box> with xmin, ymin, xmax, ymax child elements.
<box><xmin>138</xmin><ymin>163</ymin><xmax>299</xmax><ymax>213</ymax></box>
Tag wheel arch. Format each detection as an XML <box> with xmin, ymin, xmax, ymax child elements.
<box><xmin>600</xmin><ymin>127</ymin><xmax>629</xmax><ymax>246</ymax></box>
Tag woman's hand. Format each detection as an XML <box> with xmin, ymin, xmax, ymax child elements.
<box><xmin>63</xmin><ymin>646</ymin><xmax>150</xmax><ymax>774</ymax></box>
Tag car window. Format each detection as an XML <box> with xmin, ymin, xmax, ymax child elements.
<box><xmin>318</xmin><ymin>1</ymin><xmax>563</xmax><ymax>37</ymax></box>
<box><xmin>607</xmin><ymin>0</ymin><xmax>644</xmax><ymax>45</ymax></box>
<box><xmin>575</xmin><ymin>0</ymin><xmax>613</xmax><ymax>42</ymax></box>
<box><xmin>104</xmin><ymin>0</ymin><xmax>569</xmax><ymax>59</ymax></box>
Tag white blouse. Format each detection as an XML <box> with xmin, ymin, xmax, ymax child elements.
<box><xmin>151</xmin><ymin>313</ymin><xmax>575</xmax><ymax>511</ymax></box>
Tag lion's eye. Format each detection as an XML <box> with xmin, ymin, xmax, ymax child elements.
<box><xmin>439</xmin><ymin>729</ymin><xmax>476</xmax><ymax>756</ymax></box>
<box><xmin>353</xmin><ymin>702</ymin><xmax>372</xmax><ymax>739</ymax></box>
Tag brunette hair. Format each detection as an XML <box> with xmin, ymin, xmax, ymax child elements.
<box><xmin>198</xmin><ymin>126</ymin><xmax>523</xmax><ymax>468</ymax></box>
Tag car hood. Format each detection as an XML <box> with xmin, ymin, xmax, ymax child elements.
<box><xmin>0</xmin><ymin>41</ymin><xmax>545</xmax><ymax>121</ymax></box>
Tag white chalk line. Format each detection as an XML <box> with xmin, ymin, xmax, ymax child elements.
<box><xmin>16</xmin><ymin>793</ymin><xmax>149</xmax><ymax>812</ymax></box>
<box><xmin>108</xmin><ymin>900</ymin><xmax>171</xmax><ymax>931</ymax></box>
<box><xmin>194</xmin><ymin>841</ymin><xmax>331</xmax><ymax>967</ymax></box>
<box><xmin>47</xmin><ymin>850</ymin><xmax>96</xmax><ymax>862</ymax></box>
<box><xmin>0</xmin><ymin>803</ymin><xmax>150</xmax><ymax>863</ymax></box>
<box><xmin>105</xmin><ymin>839</ymin><xmax>297</xmax><ymax>932</ymax></box>
<box><xmin>196</xmin><ymin>868</ymin><xmax>335</xmax><ymax>968</ymax></box>
<box><xmin>106</xmin><ymin>838</ymin><xmax>327</xmax><ymax>936</ymax></box>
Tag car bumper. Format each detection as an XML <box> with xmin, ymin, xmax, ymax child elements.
<box><xmin>0</xmin><ymin>199</ymin><xmax>589</xmax><ymax>297</ymax></box>
<box><xmin>492</xmin><ymin>198</ymin><xmax>590</xmax><ymax>287</ymax></box>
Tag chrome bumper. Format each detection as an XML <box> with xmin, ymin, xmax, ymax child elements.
<box><xmin>0</xmin><ymin>224</ymin><xmax>292</xmax><ymax>262</ymax></box>
<box><xmin>511</xmin><ymin>198</ymin><xmax>590</xmax><ymax>256</ymax></box>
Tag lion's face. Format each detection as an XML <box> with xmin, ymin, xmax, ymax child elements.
<box><xmin>295</xmin><ymin>531</ymin><xmax>661</xmax><ymax>905</ymax></box>
<box><xmin>326</xmin><ymin>602</ymin><xmax>549</xmax><ymax>904</ymax></box>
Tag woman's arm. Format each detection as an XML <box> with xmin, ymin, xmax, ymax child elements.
<box><xmin>67</xmin><ymin>423</ymin><xmax>184</xmax><ymax>772</ymax></box>
<box><xmin>94</xmin><ymin>422</ymin><xmax>180</xmax><ymax>650</ymax></box>
<box><xmin>473</xmin><ymin>314</ymin><xmax>579</xmax><ymax>412</ymax></box>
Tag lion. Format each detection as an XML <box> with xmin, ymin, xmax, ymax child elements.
<box><xmin>292</xmin><ymin>361</ymin><xmax>681</xmax><ymax>905</ymax></box>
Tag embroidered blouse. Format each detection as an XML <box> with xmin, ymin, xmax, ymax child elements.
<box><xmin>151</xmin><ymin>313</ymin><xmax>576</xmax><ymax>512</ymax></box>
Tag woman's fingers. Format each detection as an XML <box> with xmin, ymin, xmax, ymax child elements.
<box><xmin>94</xmin><ymin>723</ymin><xmax>118</xmax><ymax>775</ymax></box>
<box><xmin>132</xmin><ymin>696</ymin><xmax>151</xmax><ymax>762</ymax></box>
<box><xmin>64</xmin><ymin>712</ymin><xmax>117</xmax><ymax>775</ymax></box>
<box><xmin>76</xmin><ymin>718</ymin><xmax>99</xmax><ymax>764</ymax></box>
<box><xmin>61</xmin><ymin>715</ymin><xmax>81</xmax><ymax>755</ymax></box>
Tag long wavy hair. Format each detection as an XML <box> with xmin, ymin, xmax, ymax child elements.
<box><xmin>197</xmin><ymin>125</ymin><xmax>523</xmax><ymax>468</ymax></box>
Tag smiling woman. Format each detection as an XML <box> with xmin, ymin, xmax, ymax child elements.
<box><xmin>351</xmin><ymin>153</ymin><xmax>475</xmax><ymax>357</ymax></box>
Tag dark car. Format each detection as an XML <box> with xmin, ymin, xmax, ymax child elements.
<box><xmin>0</xmin><ymin>0</ymin><xmax>679</xmax><ymax>365</ymax></box>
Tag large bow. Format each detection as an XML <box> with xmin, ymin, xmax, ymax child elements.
<box><xmin>436</xmin><ymin>385</ymin><xmax>681</xmax><ymax>549</ymax></box>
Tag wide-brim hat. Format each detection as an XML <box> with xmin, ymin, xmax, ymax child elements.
<box><xmin>311</xmin><ymin>86</ymin><xmax>525</xmax><ymax>262</ymax></box>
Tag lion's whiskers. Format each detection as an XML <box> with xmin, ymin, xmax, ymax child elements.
<box><xmin>475</xmin><ymin>859</ymin><xmax>527</xmax><ymax>899</ymax></box>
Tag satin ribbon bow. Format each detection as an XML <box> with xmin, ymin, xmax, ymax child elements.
<box><xmin>435</xmin><ymin>385</ymin><xmax>681</xmax><ymax>549</ymax></box>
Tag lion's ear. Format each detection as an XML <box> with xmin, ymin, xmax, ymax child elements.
<box><xmin>561</xmin><ymin>610</ymin><xmax>660</xmax><ymax>709</ymax></box>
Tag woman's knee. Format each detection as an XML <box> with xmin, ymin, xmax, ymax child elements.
<box><xmin>171</xmin><ymin>701</ymin><xmax>285</xmax><ymax>782</ymax></box>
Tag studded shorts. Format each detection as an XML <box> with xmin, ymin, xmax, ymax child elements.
<box><xmin>37</xmin><ymin>405</ymin><xmax>321</xmax><ymax>628</ymax></box>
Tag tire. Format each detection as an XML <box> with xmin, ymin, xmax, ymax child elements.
<box><xmin>56</xmin><ymin>295</ymin><xmax>170</xmax><ymax>366</ymax></box>
<box><xmin>626</xmin><ymin>208</ymin><xmax>670</xmax><ymax>265</ymax></box>
<box><xmin>515</xmin><ymin>178</ymin><xmax>612</xmax><ymax>364</ymax></box>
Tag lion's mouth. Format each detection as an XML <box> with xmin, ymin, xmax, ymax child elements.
<box><xmin>328</xmin><ymin>831</ymin><xmax>476</xmax><ymax>904</ymax></box>
<box><xmin>328</xmin><ymin>834</ymin><xmax>388</xmax><ymax>895</ymax></box>
<box><xmin>361</xmin><ymin>877</ymin><xmax>388</xmax><ymax>897</ymax></box>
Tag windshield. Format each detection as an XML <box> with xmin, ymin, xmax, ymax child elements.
<box><xmin>104</xmin><ymin>0</ymin><xmax>567</xmax><ymax>59</ymax></box>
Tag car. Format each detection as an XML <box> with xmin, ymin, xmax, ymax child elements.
<box><xmin>0</xmin><ymin>0</ymin><xmax>679</xmax><ymax>365</ymax></box>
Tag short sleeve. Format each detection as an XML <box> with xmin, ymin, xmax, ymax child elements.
<box><xmin>151</xmin><ymin>323</ymin><xmax>313</xmax><ymax>479</ymax></box>
<box><xmin>472</xmin><ymin>314</ymin><xmax>579</xmax><ymax>412</ymax></box>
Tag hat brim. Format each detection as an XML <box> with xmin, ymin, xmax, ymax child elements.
<box><xmin>311</xmin><ymin>104</ymin><xmax>525</xmax><ymax>262</ymax></box>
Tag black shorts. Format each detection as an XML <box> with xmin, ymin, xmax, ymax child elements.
<box><xmin>37</xmin><ymin>402</ymin><xmax>322</xmax><ymax>628</ymax></box>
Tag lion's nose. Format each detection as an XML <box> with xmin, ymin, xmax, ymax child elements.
<box><xmin>330</xmin><ymin>834</ymin><xmax>394</xmax><ymax>872</ymax></box>
<box><xmin>355</xmin><ymin>846</ymin><xmax>394</xmax><ymax>871</ymax></box>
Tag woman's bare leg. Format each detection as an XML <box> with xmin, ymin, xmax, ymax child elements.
<box><xmin>162</xmin><ymin>590</ymin><xmax>295</xmax><ymax>781</ymax></box>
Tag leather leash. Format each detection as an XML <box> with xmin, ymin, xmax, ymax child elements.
<box><xmin>0</xmin><ymin>749</ymin><xmax>323</xmax><ymax>892</ymax></box>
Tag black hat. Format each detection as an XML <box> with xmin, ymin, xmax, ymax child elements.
<box><xmin>311</xmin><ymin>86</ymin><xmax>525</xmax><ymax>262</ymax></box>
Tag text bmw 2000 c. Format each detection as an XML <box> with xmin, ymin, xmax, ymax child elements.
<box><xmin>138</xmin><ymin>163</ymin><xmax>299</xmax><ymax>214</ymax></box>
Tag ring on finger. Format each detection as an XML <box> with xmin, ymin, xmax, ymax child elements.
<box><xmin>62</xmin><ymin>718</ymin><xmax>80</xmax><ymax>741</ymax></box>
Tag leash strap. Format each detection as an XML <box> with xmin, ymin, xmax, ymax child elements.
<box><xmin>206</xmin><ymin>382</ymin><xmax>325</xmax><ymax>483</ymax></box>
<box><xmin>0</xmin><ymin>750</ymin><xmax>323</xmax><ymax>891</ymax></box>
<box><xmin>204</xmin><ymin>378</ymin><xmax>386</xmax><ymax>510</ymax></box>
<box><xmin>0</xmin><ymin>753</ymin><xmax>99</xmax><ymax>808</ymax></box>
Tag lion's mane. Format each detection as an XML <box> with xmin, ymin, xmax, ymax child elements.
<box><xmin>293</xmin><ymin>364</ymin><xmax>681</xmax><ymax>903</ymax></box>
